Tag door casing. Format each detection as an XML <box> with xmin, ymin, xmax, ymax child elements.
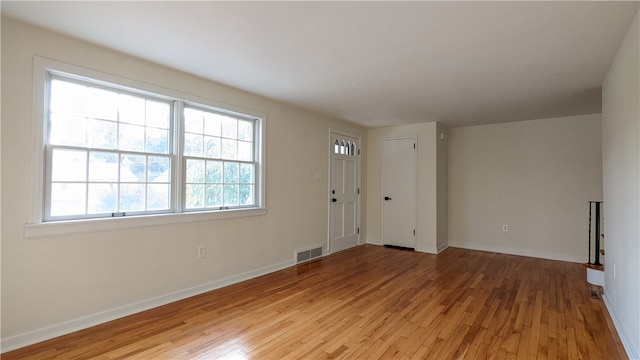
<box><xmin>382</xmin><ymin>136</ymin><xmax>417</xmax><ymax>248</ymax></box>
<box><xmin>328</xmin><ymin>129</ymin><xmax>361</xmax><ymax>253</ymax></box>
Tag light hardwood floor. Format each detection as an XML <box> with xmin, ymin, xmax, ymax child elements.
<box><xmin>3</xmin><ymin>245</ymin><xmax>627</xmax><ymax>359</ymax></box>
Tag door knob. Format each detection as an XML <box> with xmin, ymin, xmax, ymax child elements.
<box><xmin>384</xmin><ymin>196</ymin><xmax>392</xmax><ymax>201</ymax></box>
<box><xmin>332</xmin><ymin>198</ymin><xmax>337</xmax><ymax>202</ymax></box>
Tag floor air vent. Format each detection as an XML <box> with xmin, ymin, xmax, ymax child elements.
<box><xmin>296</xmin><ymin>246</ymin><xmax>323</xmax><ymax>264</ymax></box>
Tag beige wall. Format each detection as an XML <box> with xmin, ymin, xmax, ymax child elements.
<box><xmin>602</xmin><ymin>10</ymin><xmax>640</xmax><ymax>358</ymax></box>
<box><xmin>448</xmin><ymin>114</ymin><xmax>603</xmax><ymax>263</ymax></box>
<box><xmin>366</xmin><ymin>122</ymin><xmax>447</xmax><ymax>253</ymax></box>
<box><xmin>0</xmin><ymin>17</ymin><xmax>366</xmax><ymax>349</ymax></box>
<box><xmin>436</xmin><ymin>123</ymin><xmax>448</xmax><ymax>252</ymax></box>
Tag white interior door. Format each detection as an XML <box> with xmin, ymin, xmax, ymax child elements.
<box><xmin>382</xmin><ymin>137</ymin><xmax>416</xmax><ymax>248</ymax></box>
<box><xmin>329</xmin><ymin>132</ymin><xmax>360</xmax><ymax>253</ymax></box>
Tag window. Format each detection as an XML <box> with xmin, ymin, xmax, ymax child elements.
<box><xmin>333</xmin><ymin>137</ymin><xmax>357</xmax><ymax>157</ymax></box>
<box><xmin>182</xmin><ymin>106</ymin><xmax>256</xmax><ymax>210</ymax></box>
<box><xmin>47</xmin><ymin>78</ymin><xmax>174</xmax><ymax>219</ymax></box>
<box><xmin>35</xmin><ymin>58</ymin><xmax>264</xmax><ymax>226</ymax></box>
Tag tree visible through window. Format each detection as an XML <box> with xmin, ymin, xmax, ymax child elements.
<box><xmin>182</xmin><ymin>106</ymin><xmax>256</xmax><ymax>210</ymax></box>
<box><xmin>44</xmin><ymin>73</ymin><xmax>261</xmax><ymax>221</ymax></box>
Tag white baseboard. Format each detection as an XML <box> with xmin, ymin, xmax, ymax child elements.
<box><xmin>415</xmin><ymin>245</ymin><xmax>436</xmax><ymax>254</ymax></box>
<box><xmin>448</xmin><ymin>242</ymin><xmax>586</xmax><ymax>264</ymax></box>
<box><xmin>603</xmin><ymin>293</ymin><xmax>640</xmax><ymax>360</ymax></box>
<box><xmin>365</xmin><ymin>237</ymin><xmax>382</xmax><ymax>246</ymax></box>
<box><xmin>369</xmin><ymin>241</ymin><xmax>447</xmax><ymax>255</ymax></box>
<box><xmin>436</xmin><ymin>243</ymin><xmax>449</xmax><ymax>254</ymax></box>
<box><xmin>1</xmin><ymin>259</ymin><xmax>295</xmax><ymax>354</ymax></box>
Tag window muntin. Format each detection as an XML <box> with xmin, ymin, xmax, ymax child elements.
<box><xmin>43</xmin><ymin>72</ymin><xmax>261</xmax><ymax>222</ymax></box>
<box><xmin>333</xmin><ymin>137</ymin><xmax>357</xmax><ymax>157</ymax></box>
<box><xmin>49</xmin><ymin>78</ymin><xmax>172</xmax><ymax>153</ymax></box>
<box><xmin>48</xmin><ymin>148</ymin><xmax>172</xmax><ymax>218</ymax></box>
<box><xmin>182</xmin><ymin>106</ymin><xmax>256</xmax><ymax>210</ymax></box>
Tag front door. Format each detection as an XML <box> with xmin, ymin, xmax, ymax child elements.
<box><xmin>382</xmin><ymin>137</ymin><xmax>416</xmax><ymax>248</ymax></box>
<box><xmin>329</xmin><ymin>132</ymin><xmax>360</xmax><ymax>253</ymax></box>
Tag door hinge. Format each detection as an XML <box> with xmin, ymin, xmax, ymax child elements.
<box><xmin>357</xmin><ymin>227</ymin><xmax>360</xmax><ymax>234</ymax></box>
<box><xmin>357</xmin><ymin>188</ymin><xmax>360</xmax><ymax>194</ymax></box>
<box><xmin>413</xmin><ymin>229</ymin><xmax>416</xmax><ymax>236</ymax></box>
<box><xmin>358</xmin><ymin>149</ymin><xmax>361</xmax><ymax>155</ymax></box>
<box><xmin>413</xmin><ymin>143</ymin><xmax>416</xmax><ymax>149</ymax></box>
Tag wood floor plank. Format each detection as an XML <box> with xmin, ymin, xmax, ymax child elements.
<box><xmin>2</xmin><ymin>245</ymin><xmax>628</xmax><ymax>359</ymax></box>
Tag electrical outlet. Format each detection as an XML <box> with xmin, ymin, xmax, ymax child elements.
<box><xmin>502</xmin><ymin>224</ymin><xmax>509</xmax><ymax>232</ymax></box>
<box><xmin>197</xmin><ymin>245</ymin><xmax>206</xmax><ymax>259</ymax></box>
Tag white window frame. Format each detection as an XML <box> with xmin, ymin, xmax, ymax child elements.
<box><xmin>25</xmin><ymin>57</ymin><xmax>266</xmax><ymax>238</ymax></box>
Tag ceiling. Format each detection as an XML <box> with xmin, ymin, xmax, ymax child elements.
<box><xmin>2</xmin><ymin>1</ymin><xmax>638</xmax><ymax>128</ymax></box>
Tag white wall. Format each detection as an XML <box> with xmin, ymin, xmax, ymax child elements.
<box><xmin>448</xmin><ymin>114</ymin><xmax>603</xmax><ymax>263</ymax></box>
<box><xmin>602</xmin><ymin>10</ymin><xmax>640</xmax><ymax>359</ymax></box>
<box><xmin>436</xmin><ymin>123</ymin><xmax>448</xmax><ymax>252</ymax></box>
<box><xmin>366</xmin><ymin>122</ymin><xmax>447</xmax><ymax>253</ymax></box>
<box><xmin>0</xmin><ymin>17</ymin><xmax>366</xmax><ymax>350</ymax></box>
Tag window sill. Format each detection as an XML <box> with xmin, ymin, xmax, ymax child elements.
<box><xmin>23</xmin><ymin>207</ymin><xmax>268</xmax><ymax>239</ymax></box>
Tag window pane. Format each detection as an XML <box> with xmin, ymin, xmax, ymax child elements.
<box><xmin>239</xmin><ymin>163</ymin><xmax>254</xmax><ymax>184</ymax></box>
<box><xmin>146</xmin><ymin>100</ymin><xmax>170</xmax><ymax>129</ymax></box>
<box><xmin>87</xmin><ymin>87</ymin><xmax>118</xmax><ymax>121</ymax></box>
<box><xmin>89</xmin><ymin>152</ymin><xmax>118</xmax><ymax>182</ymax></box>
<box><xmin>239</xmin><ymin>185</ymin><xmax>254</xmax><ymax>205</ymax></box>
<box><xmin>50</xmin><ymin>183</ymin><xmax>86</xmax><ymax>216</ymax></box>
<box><xmin>223</xmin><ymin>162</ymin><xmax>239</xmax><ymax>183</ymax></box>
<box><xmin>221</xmin><ymin>116</ymin><xmax>237</xmax><ymax>139</ymax></box>
<box><xmin>206</xmin><ymin>161</ymin><xmax>223</xmax><ymax>183</ymax></box>
<box><xmin>120</xmin><ymin>184</ymin><xmax>145</xmax><ymax>211</ymax></box>
<box><xmin>204</xmin><ymin>112</ymin><xmax>222</xmax><ymax>136</ymax></box>
<box><xmin>87</xmin><ymin>119</ymin><xmax>117</xmax><ymax>149</ymax></box>
<box><xmin>221</xmin><ymin>139</ymin><xmax>237</xmax><ymax>160</ymax></box>
<box><xmin>146</xmin><ymin>127</ymin><xmax>169</xmax><ymax>154</ymax></box>
<box><xmin>237</xmin><ymin>120</ymin><xmax>253</xmax><ymax>141</ymax></box>
<box><xmin>148</xmin><ymin>156</ymin><xmax>170</xmax><ymax>183</ymax></box>
<box><xmin>49</xmin><ymin>114</ymin><xmax>87</xmax><ymax>147</ymax></box>
<box><xmin>184</xmin><ymin>108</ymin><xmax>203</xmax><ymax>133</ymax></box>
<box><xmin>185</xmin><ymin>184</ymin><xmax>204</xmax><ymax>208</ymax></box>
<box><xmin>88</xmin><ymin>183</ymin><xmax>117</xmax><ymax>214</ymax></box>
<box><xmin>206</xmin><ymin>184</ymin><xmax>223</xmax><ymax>207</ymax></box>
<box><xmin>45</xmin><ymin>75</ymin><xmax>261</xmax><ymax>219</ymax></box>
<box><xmin>223</xmin><ymin>184</ymin><xmax>239</xmax><ymax>206</ymax></box>
<box><xmin>119</xmin><ymin>94</ymin><xmax>145</xmax><ymax>125</ymax></box>
<box><xmin>121</xmin><ymin>155</ymin><xmax>146</xmax><ymax>182</ymax></box>
<box><xmin>184</xmin><ymin>133</ymin><xmax>203</xmax><ymax>157</ymax></box>
<box><xmin>52</xmin><ymin>149</ymin><xmax>87</xmax><ymax>182</ymax></box>
<box><xmin>50</xmin><ymin>80</ymin><xmax>86</xmax><ymax>116</ymax></box>
<box><xmin>147</xmin><ymin>184</ymin><xmax>169</xmax><ymax>210</ymax></box>
<box><xmin>186</xmin><ymin>159</ymin><xmax>205</xmax><ymax>183</ymax></box>
<box><xmin>119</xmin><ymin>123</ymin><xmax>145</xmax><ymax>152</ymax></box>
<box><xmin>204</xmin><ymin>136</ymin><xmax>221</xmax><ymax>158</ymax></box>
<box><xmin>238</xmin><ymin>141</ymin><xmax>252</xmax><ymax>161</ymax></box>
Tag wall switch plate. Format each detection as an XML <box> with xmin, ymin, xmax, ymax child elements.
<box><xmin>197</xmin><ymin>245</ymin><xmax>206</xmax><ymax>259</ymax></box>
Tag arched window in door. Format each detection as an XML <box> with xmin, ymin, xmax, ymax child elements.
<box><xmin>334</xmin><ymin>137</ymin><xmax>358</xmax><ymax>157</ymax></box>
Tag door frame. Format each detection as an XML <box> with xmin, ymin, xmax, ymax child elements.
<box><xmin>381</xmin><ymin>136</ymin><xmax>417</xmax><ymax>248</ymax></box>
<box><xmin>328</xmin><ymin>129</ymin><xmax>362</xmax><ymax>254</ymax></box>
